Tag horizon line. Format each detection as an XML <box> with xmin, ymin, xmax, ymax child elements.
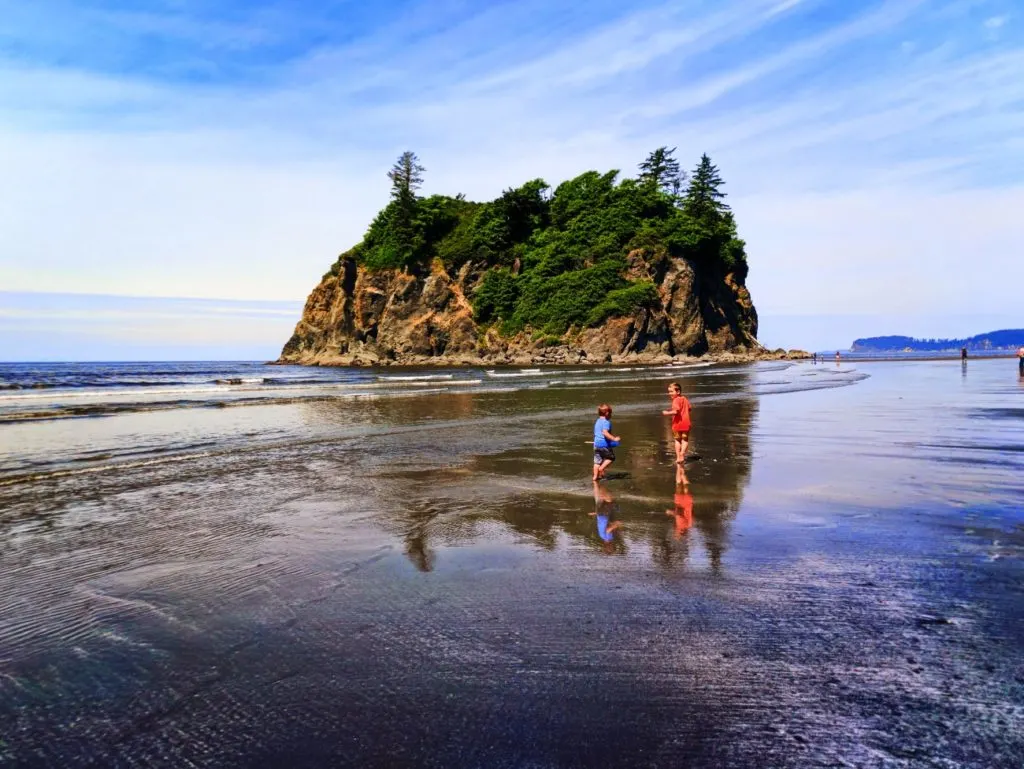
<box><xmin>0</xmin><ymin>289</ymin><xmax>306</xmax><ymax>305</ymax></box>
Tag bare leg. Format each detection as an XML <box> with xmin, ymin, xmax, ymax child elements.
<box><xmin>675</xmin><ymin>462</ymin><xmax>689</xmax><ymax>487</ymax></box>
<box><xmin>596</xmin><ymin>459</ymin><xmax>613</xmax><ymax>480</ymax></box>
<box><xmin>676</xmin><ymin>435</ymin><xmax>689</xmax><ymax>465</ymax></box>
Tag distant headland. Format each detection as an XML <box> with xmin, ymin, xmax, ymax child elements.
<box><xmin>280</xmin><ymin>149</ymin><xmax>800</xmax><ymax>367</ymax></box>
<box><xmin>851</xmin><ymin>329</ymin><xmax>1024</xmax><ymax>353</ymax></box>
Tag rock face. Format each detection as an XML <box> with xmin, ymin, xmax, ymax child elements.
<box><xmin>280</xmin><ymin>251</ymin><xmax>759</xmax><ymax>366</ymax></box>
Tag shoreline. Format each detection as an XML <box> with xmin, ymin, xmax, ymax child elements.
<box><xmin>827</xmin><ymin>352</ymin><xmax>1021</xmax><ymax>362</ymax></box>
<box><xmin>272</xmin><ymin>347</ymin><xmax>814</xmax><ymax>367</ymax></box>
<box><xmin>272</xmin><ymin>348</ymin><xmax>1023</xmax><ymax>367</ymax></box>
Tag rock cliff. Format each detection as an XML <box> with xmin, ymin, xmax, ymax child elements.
<box><xmin>280</xmin><ymin>151</ymin><xmax>769</xmax><ymax>366</ymax></box>
<box><xmin>280</xmin><ymin>248</ymin><xmax>759</xmax><ymax>366</ymax></box>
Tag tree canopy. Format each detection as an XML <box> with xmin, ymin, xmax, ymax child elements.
<box><xmin>334</xmin><ymin>149</ymin><xmax>748</xmax><ymax>335</ymax></box>
<box><xmin>683</xmin><ymin>153</ymin><xmax>729</xmax><ymax>221</ymax></box>
<box><xmin>638</xmin><ymin>146</ymin><xmax>684</xmax><ymax>196</ymax></box>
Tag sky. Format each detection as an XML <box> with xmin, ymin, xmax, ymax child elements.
<box><xmin>1</xmin><ymin>0</ymin><xmax>1021</xmax><ymax>360</ymax></box>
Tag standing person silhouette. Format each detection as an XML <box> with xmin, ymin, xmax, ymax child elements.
<box><xmin>1018</xmin><ymin>347</ymin><xmax>1024</xmax><ymax>377</ymax></box>
<box><xmin>592</xmin><ymin>404</ymin><xmax>620</xmax><ymax>482</ymax></box>
<box><xmin>663</xmin><ymin>383</ymin><xmax>691</xmax><ymax>486</ymax></box>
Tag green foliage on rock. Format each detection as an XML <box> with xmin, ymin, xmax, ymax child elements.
<box><xmin>585</xmin><ymin>282</ymin><xmax>660</xmax><ymax>327</ymax></box>
<box><xmin>343</xmin><ymin>150</ymin><xmax>749</xmax><ymax>333</ymax></box>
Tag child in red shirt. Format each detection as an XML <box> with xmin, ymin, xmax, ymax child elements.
<box><xmin>663</xmin><ymin>383</ymin><xmax>691</xmax><ymax>485</ymax></box>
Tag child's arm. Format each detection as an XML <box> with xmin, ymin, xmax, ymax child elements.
<box><xmin>602</xmin><ymin>428</ymin><xmax>620</xmax><ymax>442</ymax></box>
<box><xmin>662</xmin><ymin>404</ymin><xmax>679</xmax><ymax>416</ymax></box>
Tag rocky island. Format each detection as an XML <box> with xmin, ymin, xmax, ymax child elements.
<box><xmin>281</xmin><ymin>149</ymin><xmax>773</xmax><ymax>366</ymax></box>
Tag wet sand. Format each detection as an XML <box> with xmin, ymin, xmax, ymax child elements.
<box><xmin>1</xmin><ymin>360</ymin><xmax>1022</xmax><ymax>767</ymax></box>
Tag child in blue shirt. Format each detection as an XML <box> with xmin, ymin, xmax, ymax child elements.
<box><xmin>592</xmin><ymin>403</ymin><xmax>621</xmax><ymax>481</ymax></box>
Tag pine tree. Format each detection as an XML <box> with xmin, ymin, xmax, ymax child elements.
<box><xmin>638</xmin><ymin>146</ymin><xmax>684</xmax><ymax>195</ymax></box>
<box><xmin>386</xmin><ymin>151</ymin><xmax>425</xmax><ymax>265</ymax></box>
<box><xmin>388</xmin><ymin>151</ymin><xmax>425</xmax><ymax>204</ymax></box>
<box><xmin>683</xmin><ymin>153</ymin><xmax>729</xmax><ymax>220</ymax></box>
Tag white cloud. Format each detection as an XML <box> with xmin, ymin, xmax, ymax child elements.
<box><xmin>0</xmin><ymin>293</ymin><xmax>302</xmax><ymax>360</ymax></box>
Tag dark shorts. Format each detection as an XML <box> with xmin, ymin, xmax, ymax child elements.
<box><xmin>673</xmin><ymin>430</ymin><xmax>690</xmax><ymax>441</ymax></box>
<box><xmin>594</xmin><ymin>447</ymin><xmax>615</xmax><ymax>464</ymax></box>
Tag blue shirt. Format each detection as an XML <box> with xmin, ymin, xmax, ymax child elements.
<box><xmin>596</xmin><ymin>515</ymin><xmax>614</xmax><ymax>542</ymax></box>
<box><xmin>593</xmin><ymin>417</ymin><xmax>611</xmax><ymax>449</ymax></box>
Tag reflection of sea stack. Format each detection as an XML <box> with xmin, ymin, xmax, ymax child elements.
<box><xmin>689</xmin><ymin>393</ymin><xmax>757</xmax><ymax>572</ymax></box>
<box><xmin>651</xmin><ymin>374</ymin><xmax>757</xmax><ymax>571</ymax></box>
<box><xmin>405</xmin><ymin>529</ymin><xmax>434</xmax><ymax>573</ymax></box>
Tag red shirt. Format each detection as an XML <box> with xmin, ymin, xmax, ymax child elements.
<box><xmin>671</xmin><ymin>395</ymin><xmax>691</xmax><ymax>432</ymax></box>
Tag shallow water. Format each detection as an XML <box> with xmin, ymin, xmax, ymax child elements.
<box><xmin>0</xmin><ymin>358</ymin><xmax>1022</xmax><ymax>767</ymax></box>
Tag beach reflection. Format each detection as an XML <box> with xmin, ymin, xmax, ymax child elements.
<box><xmin>592</xmin><ymin>482</ymin><xmax>622</xmax><ymax>554</ymax></box>
<box><xmin>369</xmin><ymin>372</ymin><xmax>758</xmax><ymax>573</ymax></box>
<box><xmin>668</xmin><ymin>486</ymin><xmax>693</xmax><ymax>540</ymax></box>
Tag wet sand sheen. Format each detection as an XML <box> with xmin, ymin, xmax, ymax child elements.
<box><xmin>0</xmin><ymin>360</ymin><xmax>1022</xmax><ymax>767</ymax></box>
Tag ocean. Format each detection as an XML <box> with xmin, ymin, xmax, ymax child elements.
<box><xmin>0</xmin><ymin>359</ymin><xmax>861</xmax><ymax>482</ymax></box>
<box><xmin>1</xmin><ymin>357</ymin><xmax>1022</xmax><ymax>767</ymax></box>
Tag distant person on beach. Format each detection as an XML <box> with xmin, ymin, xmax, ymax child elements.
<box><xmin>835</xmin><ymin>351</ymin><xmax>841</xmax><ymax>363</ymax></box>
<box><xmin>592</xmin><ymin>403</ymin><xmax>620</xmax><ymax>482</ymax></box>
<box><xmin>592</xmin><ymin>482</ymin><xmax>621</xmax><ymax>551</ymax></box>
<box><xmin>663</xmin><ymin>383</ymin><xmax>691</xmax><ymax>486</ymax></box>
<box><xmin>666</xmin><ymin>486</ymin><xmax>693</xmax><ymax>540</ymax></box>
<box><xmin>1018</xmin><ymin>347</ymin><xmax>1024</xmax><ymax>376</ymax></box>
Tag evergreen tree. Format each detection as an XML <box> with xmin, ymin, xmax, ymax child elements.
<box><xmin>388</xmin><ymin>151</ymin><xmax>425</xmax><ymax>205</ymax></box>
<box><xmin>683</xmin><ymin>153</ymin><xmax>729</xmax><ymax>220</ymax></box>
<box><xmin>386</xmin><ymin>151</ymin><xmax>425</xmax><ymax>265</ymax></box>
<box><xmin>638</xmin><ymin>146</ymin><xmax>684</xmax><ymax>195</ymax></box>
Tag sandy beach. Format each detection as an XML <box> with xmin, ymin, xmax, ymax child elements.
<box><xmin>1</xmin><ymin>358</ymin><xmax>1022</xmax><ymax>767</ymax></box>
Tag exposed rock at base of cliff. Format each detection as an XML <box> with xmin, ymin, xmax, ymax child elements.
<box><xmin>280</xmin><ymin>249</ymin><xmax>760</xmax><ymax>367</ymax></box>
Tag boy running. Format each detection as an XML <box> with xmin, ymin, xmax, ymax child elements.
<box><xmin>592</xmin><ymin>403</ymin><xmax>620</xmax><ymax>482</ymax></box>
<box><xmin>663</xmin><ymin>383</ymin><xmax>691</xmax><ymax>485</ymax></box>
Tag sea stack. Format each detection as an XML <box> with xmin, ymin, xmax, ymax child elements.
<box><xmin>281</xmin><ymin>151</ymin><xmax>760</xmax><ymax>366</ymax></box>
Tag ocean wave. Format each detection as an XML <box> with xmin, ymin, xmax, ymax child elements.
<box><xmin>0</xmin><ymin>381</ymin><xmax>486</xmax><ymax>424</ymax></box>
<box><xmin>0</xmin><ymin>450</ymin><xmax>218</xmax><ymax>489</ymax></box>
<box><xmin>260</xmin><ymin>376</ymin><xmax>346</xmax><ymax>386</ymax></box>
<box><xmin>485</xmin><ymin>369</ymin><xmax>542</xmax><ymax>378</ymax></box>
<box><xmin>0</xmin><ymin>379</ymin><xmax>203</xmax><ymax>391</ymax></box>
<box><xmin>377</xmin><ymin>374</ymin><xmax>456</xmax><ymax>382</ymax></box>
<box><xmin>0</xmin><ymin>386</ymin><xmax>224</xmax><ymax>402</ymax></box>
<box><xmin>212</xmin><ymin>377</ymin><xmax>265</xmax><ymax>385</ymax></box>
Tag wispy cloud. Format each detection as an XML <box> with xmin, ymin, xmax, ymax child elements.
<box><xmin>0</xmin><ymin>292</ymin><xmax>301</xmax><ymax>361</ymax></box>
<box><xmin>0</xmin><ymin>0</ymin><xmax>1021</xmax><ymax>357</ymax></box>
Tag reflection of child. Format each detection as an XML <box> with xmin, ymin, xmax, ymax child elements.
<box><xmin>592</xmin><ymin>481</ymin><xmax>621</xmax><ymax>548</ymax></box>
<box><xmin>592</xmin><ymin>403</ymin><xmax>621</xmax><ymax>482</ymax></box>
<box><xmin>666</xmin><ymin>487</ymin><xmax>693</xmax><ymax>540</ymax></box>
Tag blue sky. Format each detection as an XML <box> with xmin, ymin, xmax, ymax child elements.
<box><xmin>1</xmin><ymin>0</ymin><xmax>1021</xmax><ymax>359</ymax></box>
